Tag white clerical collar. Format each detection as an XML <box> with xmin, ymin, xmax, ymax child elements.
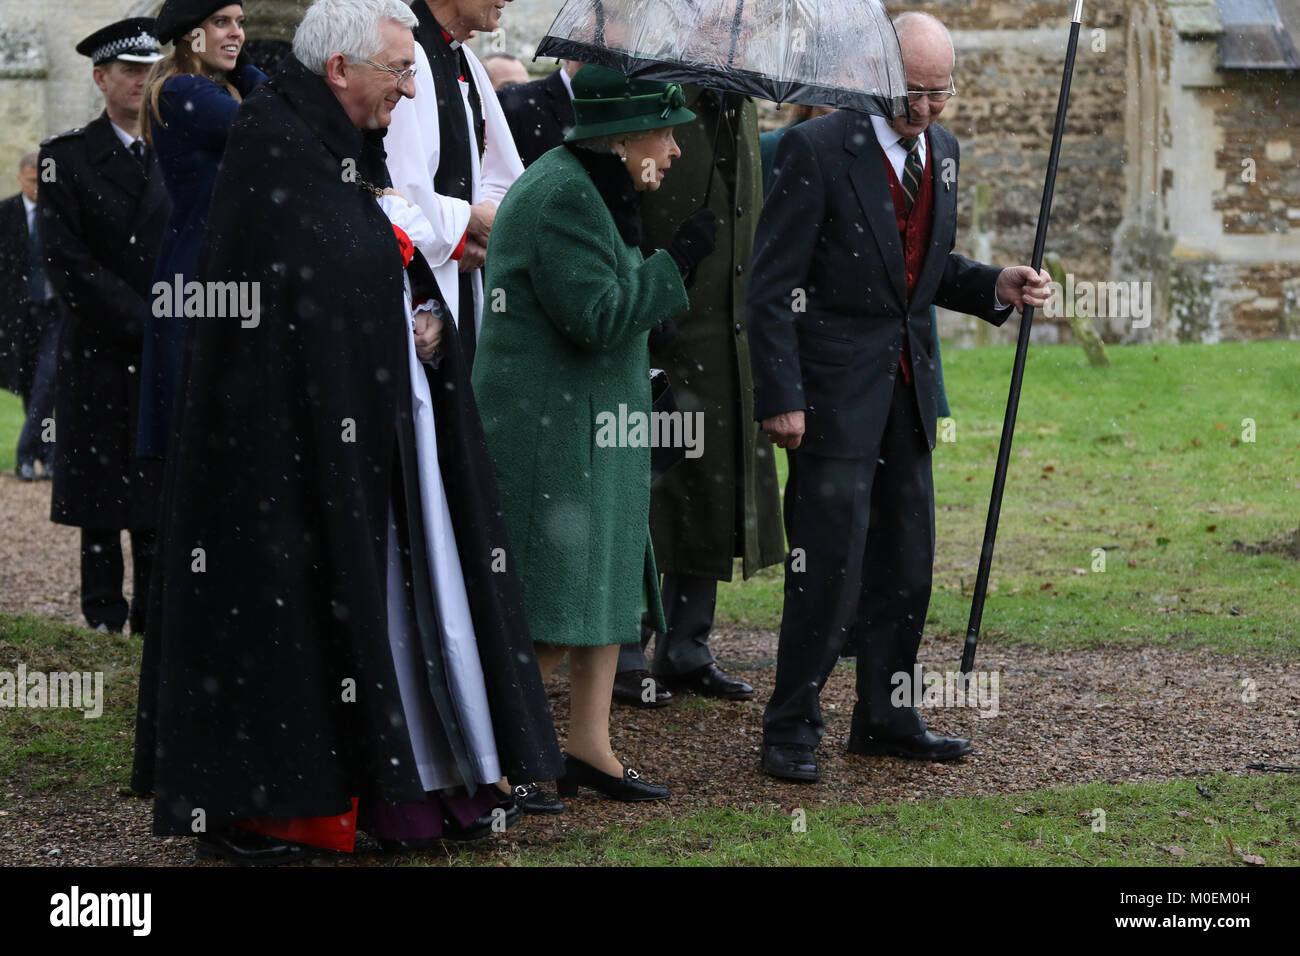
<box><xmin>435</xmin><ymin>21</ymin><xmax>462</xmax><ymax>51</ymax></box>
<box><xmin>559</xmin><ymin>64</ymin><xmax>575</xmax><ymax>101</ymax></box>
<box><xmin>109</xmin><ymin>120</ymin><xmax>141</xmax><ymax>152</ymax></box>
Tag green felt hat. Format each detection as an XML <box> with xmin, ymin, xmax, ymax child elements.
<box><xmin>565</xmin><ymin>66</ymin><xmax>696</xmax><ymax>142</ymax></box>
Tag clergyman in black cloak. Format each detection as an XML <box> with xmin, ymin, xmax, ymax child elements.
<box><xmin>130</xmin><ymin>0</ymin><xmax>561</xmax><ymax>859</ymax></box>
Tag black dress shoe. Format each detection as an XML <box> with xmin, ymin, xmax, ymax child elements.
<box><xmin>195</xmin><ymin>828</ymin><xmax>310</xmax><ymax>866</ymax></box>
<box><xmin>15</xmin><ymin>462</ymin><xmax>37</xmax><ymax>482</ymax></box>
<box><xmin>847</xmin><ymin>729</ymin><xmax>974</xmax><ymax>762</ymax></box>
<box><xmin>382</xmin><ymin>788</ymin><xmax>524</xmax><ymax>848</ymax></box>
<box><xmin>658</xmin><ymin>662</ymin><xmax>755</xmax><ymax>700</ymax></box>
<box><xmin>762</xmin><ymin>743</ymin><xmax>820</xmax><ymax>782</ymax></box>
<box><xmin>512</xmin><ymin>782</ymin><xmax>565</xmax><ymax>814</ymax></box>
<box><xmin>555</xmin><ymin>753</ymin><xmax>669</xmax><ymax>802</ymax></box>
<box><xmin>612</xmin><ymin>669</ymin><xmax>673</xmax><ymax>708</ymax></box>
<box><xmin>439</xmin><ymin>793</ymin><xmax>523</xmax><ymax>841</ymax></box>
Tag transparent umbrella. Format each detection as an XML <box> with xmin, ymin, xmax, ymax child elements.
<box><xmin>536</xmin><ymin>0</ymin><xmax>909</xmax><ymax>119</ymax></box>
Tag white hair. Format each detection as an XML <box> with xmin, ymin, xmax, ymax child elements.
<box><xmin>571</xmin><ymin>134</ymin><xmax>626</xmax><ymax>154</ymax></box>
<box><xmin>292</xmin><ymin>0</ymin><xmax>418</xmax><ymax>75</ymax></box>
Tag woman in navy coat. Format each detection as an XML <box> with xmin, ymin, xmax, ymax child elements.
<box><xmin>137</xmin><ymin>1</ymin><xmax>266</xmax><ymax>458</ymax></box>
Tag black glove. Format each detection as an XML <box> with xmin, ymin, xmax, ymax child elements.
<box><xmin>666</xmin><ymin>207</ymin><xmax>719</xmax><ymax>282</ymax></box>
<box><xmin>647</xmin><ymin>317</ymin><xmax>678</xmax><ymax>357</ymax></box>
<box><xmin>230</xmin><ymin>49</ymin><xmax>265</xmax><ymax>97</ymax></box>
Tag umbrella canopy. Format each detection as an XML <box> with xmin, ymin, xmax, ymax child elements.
<box><xmin>536</xmin><ymin>0</ymin><xmax>909</xmax><ymax>117</ymax></box>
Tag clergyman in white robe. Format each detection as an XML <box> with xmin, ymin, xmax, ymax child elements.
<box><xmin>384</xmin><ymin>40</ymin><xmax>524</xmax><ymax>345</ymax></box>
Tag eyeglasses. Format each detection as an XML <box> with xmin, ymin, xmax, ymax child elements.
<box><xmin>906</xmin><ymin>80</ymin><xmax>957</xmax><ymax>105</ymax></box>
<box><xmin>351</xmin><ymin>57</ymin><xmax>418</xmax><ymax>85</ymax></box>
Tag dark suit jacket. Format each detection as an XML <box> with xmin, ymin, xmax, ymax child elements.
<box><xmin>747</xmin><ymin>110</ymin><xmax>1009</xmax><ymax>458</ymax></box>
<box><xmin>0</xmin><ymin>194</ymin><xmax>33</xmax><ymax>394</ymax></box>
<box><xmin>497</xmin><ymin>69</ymin><xmax>575</xmax><ymax>168</ymax></box>
<box><xmin>39</xmin><ymin>112</ymin><xmax>169</xmax><ymax>528</ymax></box>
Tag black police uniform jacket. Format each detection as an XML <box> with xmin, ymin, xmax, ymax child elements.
<box><xmin>38</xmin><ymin>114</ymin><xmax>169</xmax><ymax>529</ymax></box>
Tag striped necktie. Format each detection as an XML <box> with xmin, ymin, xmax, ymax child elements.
<box><xmin>899</xmin><ymin>134</ymin><xmax>924</xmax><ymax>211</ymax></box>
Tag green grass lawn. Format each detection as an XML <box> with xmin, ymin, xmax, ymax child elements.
<box><xmin>496</xmin><ymin>774</ymin><xmax>1299</xmax><ymax>866</ymax></box>
<box><xmin>0</xmin><ymin>389</ymin><xmax>23</xmax><ymax>473</ymax></box>
<box><xmin>0</xmin><ymin>615</ymin><xmax>140</xmax><ymax>796</ymax></box>
<box><xmin>716</xmin><ymin>341</ymin><xmax>1300</xmax><ymax>658</ymax></box>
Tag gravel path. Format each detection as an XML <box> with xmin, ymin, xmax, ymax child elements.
<box><xmin>0</xmin><ymin>475</ymin><xmax>90</xmax><ymax>626</ymax></box>
<box><xmin>2</xmin><ymin>630</ymin><xmax>1295</xmax><ymax>866</ymax></box>
<box><xmin>2</xmin><ymin>474</ymin><xmax>1297</xmax><ymax>865</ymax></box>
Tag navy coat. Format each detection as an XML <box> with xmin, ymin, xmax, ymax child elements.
<box><xmin>137</xmin><ymin>66</ymin><xmax>266</xmax><ymax>458</ymax></box>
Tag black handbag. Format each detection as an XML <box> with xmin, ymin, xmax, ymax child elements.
<box><xmin>650</xmin><ymin>368</ymin><xmax>685</xmax><ymax>482</ymax></box>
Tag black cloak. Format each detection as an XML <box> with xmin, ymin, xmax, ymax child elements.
<box><xmin>131</xmin><ymin>55</ymin><xmax>561</xmax><ymax>835</ymax></box>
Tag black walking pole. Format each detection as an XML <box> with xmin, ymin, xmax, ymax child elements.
<box><xmin>961</xmin><ymin>0</ymin><xmax>1084</xmax><ymax>676</ymax></box>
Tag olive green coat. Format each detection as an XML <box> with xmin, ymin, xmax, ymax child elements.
<box><xmin>473</xmin><ymin>146</ymin><xmax>688</xmax><ymax>646</ymax></box>
<box><xmin>640</xmin><ymin>87</ymin><xmax>785</xmax><ymax>581</ymax></box>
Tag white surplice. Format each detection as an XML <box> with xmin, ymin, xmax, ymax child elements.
<box><xmin>380</xmin><ymin>193</ymin><xmax>502</xmax><ymax>790</ymax></box>
<box><xmin>384</xmin><ymin>40</ymin><xmax>524</xmax><ymax>342</ymax></box>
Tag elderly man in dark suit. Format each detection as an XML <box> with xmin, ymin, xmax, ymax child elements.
<box><xmin>497</xmin><ymin>59</ymin><xmax>580</xmax><ymax>168</ymax></box>
<box><xmin>39</xmin><ymin>18</ymin><xmax>169</xmax><ymax>634</ymax></box>
<box><xmin>0</xmin><ymin>152</ymin><xmax>59</xmax><ymax>481</ymax></box>
<box><xmin>748</xmin><ymin>12</ymin><xmax>1051</xmax><ymax>782</ymax></box>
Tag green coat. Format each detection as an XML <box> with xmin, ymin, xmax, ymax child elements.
<box><xmin>640</xmin><ymin>88</ymin><xmax>785</xmax><ymax>581</ymax></box>
<box><xmin>473</xmin><ymin>146</ymin><xmax>688</xmax><ymax>646</ymax></box>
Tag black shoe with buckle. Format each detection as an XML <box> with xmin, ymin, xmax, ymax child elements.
<box><xmin>555</xmin><ymin>753</ymin><xmax>669</xmax><ymax>802</ymax></box>
<box><xmin>512</xmin><ymin>782</ymin><xmax>565</xmax><ymax>814</ymax></box>
<box><xmin>195</xmin><ymin>828</ymin><xmax>311</xmax><ymax>866</ymax></box>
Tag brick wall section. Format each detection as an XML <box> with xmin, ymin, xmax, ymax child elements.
<box><xmin>1214</xmin><ymin>82</ymin><xmax>1300</xmax><ymax>237</ymax></box>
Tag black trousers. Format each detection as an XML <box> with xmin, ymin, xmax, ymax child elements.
<box><xmin>619</xmin><ymin>572</ymin><xmax>719</xmax><ymax>676</ymax></box>
<box><xmin>762</xmin><ymin>373</ymin><xmax>935</xmax><ymax>749</ymax></box>
<box><xmin>16</xmin><ymin>303</ymin><xmax>58</xmax><ymax>468</ymax></box>
<box><xmin>81</xmin><ymin>527</ymin><xmax>155</xmax><ymax>634</ymax></box>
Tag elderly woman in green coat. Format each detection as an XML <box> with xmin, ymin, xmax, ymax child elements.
<box><xmin>473</xmin><ymin>66</ymin><xmax>718</xmax><ymax>803</ymax></box>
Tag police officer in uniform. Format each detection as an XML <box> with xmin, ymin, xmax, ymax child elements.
<box><xmin>39</xmin><ymin>19</ymin><xmax>169</xmax><ymax>633</ymax></box>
